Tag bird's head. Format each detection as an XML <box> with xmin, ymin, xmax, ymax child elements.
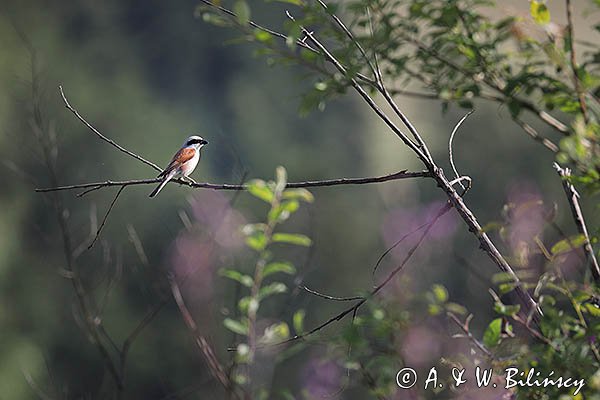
<box><xmin>183</xmin><ymin>135</ymin><xmax>209</xmax><ymax>148</ymax></box>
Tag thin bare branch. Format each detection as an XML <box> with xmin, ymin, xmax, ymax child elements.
<box><xmin>399</xmin><ymin>33</ymin><xmax>570</xmax><ymax>135</ymax></box>
<box><xmin>88</xmin><ymin>186</ymin><xmax>125</xmax><ymax>250</ymax></box>
<box><xmin>554</xmin><ymin>163</ymin><xmax>600</xmax><ymax>281</ymax></box>
<box><xmin>169</xmin><ymin>275</ymin><xmax>236</xmax><ymax>396</ymax></box>
<box><xmin>301</xmin><ymin>285</ymin><xmax>365</xmax><ymax>302</ymax></box>
<box><xmin>514</xmin><ymin>118</ymin><xmax>559</xmax><ymax>153</ymax></box>
<box><xmin>372</xmin><ymin>209</ymin><xmax>445</xmax><ymax>277</ymax></box>
<box><xmin>565</xmin><ymin>0</ymin><xmax>589</xmax><ymax>122</ymax></box>
<box><xmin>197</xmin><ymin>0</ymin><xmax>378</xmax><ymax>87</ymax></box>
<box><xmin>286</xmin><ymin>11</ymin><xmax>430</xmax><ymax>165</ymax></box>
<box><xmin>119</xmin><ymin>297</ymin><xmax>168</xmax><ymax>383</ymax></box>
<box><xmin>35</xmin><ymin>169</ymin><xmax>431</xmax><ymax>194</ymax></box>
<box><xmin>284</xmin><ymin>9</ymin><xmax>540</xmax><ymax>321</ymax></box>
<box><xmin>317</xmin><ymin>1</ymin><xmax>433</xmax><ymax>161</ymax></box>
<box><xmin>59</xmin><ymin>86</ymin><xmax>162</xmax><ymax>172</ymax></box>
<box><xmin>31</xmin><ymin>61</ymin><xmax>122</xmax><ymax>393</ymax></box>
<box><xmin>447</xmin><ymin>313</ymin><xmax>493</xmax><ymax>359</ymax></box>
<box><xmin>448</xmin><ymin>110</ymin><xmax>474</xmax><ymax>190</ymax></box>
<box><xmin>232</xmin><ymin>202</ymin><xmax>452</xmax><ymax>349</ymax></box>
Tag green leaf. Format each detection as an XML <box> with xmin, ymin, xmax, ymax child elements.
<box><xmin>263</xmin><ymin>261</ymin><xmax>296</xmax><ymax>278</ymax></box>
<box><xmin>272</xmin><ymin>233</ymin><xmax>312</xmax><ymax>246</ymax></box>
<box><xmin>283</xmin><ymin>188</ymin><xmax>314</xmax><ymax>203</ymax></box>
<box><xmin>498</xmin><ymin>282</ymin><xmax>518</xmax><ymax>295</ymax></box>
<box><xmin>494</xmin><ymin>301</ymin><xmax>520</xmax><ymax>317</ymax></box>
<box><xmin>268</xmin><ymin>200</ymin><xmax>299</xmax><ymax>223</ymax></box>
<box><xmin>260</xmin><ymin>322</ymin><xmax>290</xmax><ymax>343</ymax></box>
<box><xmin>219</xmin><ymin>269</ymin><xmax>254</xmax><ymax>287</ymax></box>
<box><xmin>233</xmin><ymin>0</ymin><xmax>251</xmax><ymax>25</ymax></box>
<box><xmin>315</xmin><ymin>81</ymin><xmax>328</xmax><ymax>91</ymax></box>
<box><xmin>428</xmin><ymin>303</ymin><xmax>442</xmax><ymax>316</ymax></box>
<box><xmin>259</xmin><ymin>282</ymin><xmax>287</xmax><ymax>300</ymax></box>
<box><xmin>245</xmin><ymin>230</ymin><xmax>267</xmax><ymax>251</ymax></box>
<box><xmin>492</xmin><ymin>272</ymin><xmax>517</xmax><ymax>284</ymax></box>
<box><xmin>254</xmin><ymin>30</ymin><xmax>273</xmax><ymax>43</ymax></box>
<box><xmin>432</xmin><ymin>284</ymin><xmax>448</xmax><ymax>303</ymax></box>
<box><xmin>247</xmin><ymin>179</ymin><xmax>274</xmax><ymax>203</ymax></box>
<box><xmin>530</xmin><ymin>1</ymin><xmax>550</xmax><ymax>25</ymax></box>
<box><xmin>551</xmin><ymin>234</ymin><xmax>587</xmax><ymax>255</ymax></box>
<box><xmin>483</xmin><ymin>318</ymin><xmax>502</xmax><ymax>348</ymax></box>
<box><xmin>238</xmin><ymin>297</ymin><xmax>259</xmax><ymax>314</ymax></box>
<box><xmin>224</xmin><ymin>318</ymin><xmax>248</xmax><ymax>335</ymax></box>
<box><xmin>445</xmin><ymin>302</ymin><xmax>467</xmax><ymax>315</ymax></box>
<box><xmin>293</xmin><ymin>309</ymin><xmax>305</xmax><ymax>333</ymax></box>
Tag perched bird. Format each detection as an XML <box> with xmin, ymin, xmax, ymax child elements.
<box><xmin>149</xmin><ymin>135</ymin><xmax>208</xmax><ymax>198</ymax></box>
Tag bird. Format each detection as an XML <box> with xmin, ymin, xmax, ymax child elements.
<box><xmin>149</xmin><ymin>135</ymin><xmax>209</xmax><ymax>198</ymax></box>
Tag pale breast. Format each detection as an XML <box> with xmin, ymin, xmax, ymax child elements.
<box><xmin>178</xmin><ymin>150</ymin><xmax>200</xmax><ymax>177</ymax></box>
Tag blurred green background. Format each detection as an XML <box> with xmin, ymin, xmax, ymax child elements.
<box><xmin>0</xmin><ymin>0</ymin><xmax>597</xmax><ymax>398</ymax></box>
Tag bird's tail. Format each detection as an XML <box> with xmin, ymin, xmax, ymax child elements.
<box><xmin>149</xmin><ymin>173</ymin><xmax>174</xmax><ymax>198</ymax></box>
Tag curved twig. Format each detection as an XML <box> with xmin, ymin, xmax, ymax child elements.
<box><xmin>448</xmin><ymin>110</ymin><xmax>474</xmax><ymax>190</ymax></box>
<box><xmin>59</xmin><ymin>86</ymin><xmax>162</xmax><ymax>172</ymax></box>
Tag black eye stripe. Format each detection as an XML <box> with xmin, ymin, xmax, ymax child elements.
<box><xmin>187</xmin><ymin>139</ymin><xmax>206</xmax><ymax>145</ymax></box>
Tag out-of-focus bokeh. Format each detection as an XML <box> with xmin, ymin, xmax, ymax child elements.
<box><xmin>1</xmin><ymin>0</ymin><xmax>597</xmax><ymax>398</ymax></box>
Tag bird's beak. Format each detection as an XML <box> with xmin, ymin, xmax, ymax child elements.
<box><xmin>201</xmin><ymin>139</ymin><xmax>209</xmax><ymax>145</ymax></box>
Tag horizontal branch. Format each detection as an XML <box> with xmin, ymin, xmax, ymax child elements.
<box><xmin>35</xmin><ymin>169</ymin><xmax>432</xmax><ymax>194</ymax></box>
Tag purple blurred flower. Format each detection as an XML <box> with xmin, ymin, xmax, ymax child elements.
<box><xmin>170</xmin><ymin>232</ymin><xmax>215</xmax><ymax>302</ymax></box>
<box><xmin>381</xmin><ymin>201</ymin><xmax>458</xmax><ymax>261</ymax></box>
<box><xmin>400</xmin><ymin>325</ymin><xmax>442</xmax><ymax>367</ymax></box>
<box><xmin>189</xmin><ymin>191</ymin><xmax>246</xmax><ymax>249</ymax></box>
<box><xmin>505</xmin><ymin>182</ymin><xmax>545</xmax><ymax>254</ymax></box>
<box><xmin>302</xmin><ymin>357</ymin><xmax>342</xmax><ymax>398</ymax></box>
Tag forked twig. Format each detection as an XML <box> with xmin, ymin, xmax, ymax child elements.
<box><xmin>447</xmin><ymin>313</ymin><xmax>493</xmax><ymax>359</ymax></box>
<box><xmin>283</xmin><ymin>8</ymin><xmax>540</xmax><ymax>322</ymax></box>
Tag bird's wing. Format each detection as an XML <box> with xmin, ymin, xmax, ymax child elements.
<box><xmin>157</xmin><ymin>147</ymin><xmax>196</xmax><ymax>178</ymax></box>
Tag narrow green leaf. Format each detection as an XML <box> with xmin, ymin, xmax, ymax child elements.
<box><xmin>260</xmin><ymin>322</ymin><xmax>290</xmax><ymax>344</ymax></box>
<box><xmin>233</xmin><ymin>0</ymin><xmax>251</xmax><ymax>25</ymax></box>
<box><xmin>494</xmin><ymin>301</ymin><xmax>521</xmax><ymax>317</ymax></box>
<box><xmin>432</xmin><ymin>284</ymin><xmax>448</xmax><ymax>303</ymax></box>
<box><xmin>245</xmin><ymin>231</ymin><xmax>267</xmax><ymax>251</ymax></box>
<box><xmin>247</xmin><ymin>179</ymin><xmax>274</xmax><ymax>203</ymax></box>
<box><xmin>283</xmin><ymin>188</ymin><xmax>314</xmax><ymax>203</ymax></box>
<box><xmin>268</xmin><ymin>200</ymin><xmax>299</xmax><ymax>223</ymax></box>
<box><xmin>259</xmin><ymin>282</ymin><xmax>287</xmax><ymax>300</ymax></box>
<box><xmin>551</xmin><ymin>234</ymin><xmax>587</xmax><ymax>255</ymax></box>
<box><xmin>530</xmin><ymin>1</ymin><xmax>550</xmax><ymax>25</ymax></box>
<box><xmin>224</xmin><ymin>318</ymin><xmax>248</xmax><ymax>335</ymax></box>
<box><xmin>293</xmin><ymin>309</ymin><xmax>305</xmax><ymax>333</ymax></box>
<box><xmin>219</xmin><ymin>269</ymin><xmax>254</xmax><ymax>287</ymax></box>
<box><xmin>445</xmin><ymin>302</ymin><xmax>467</xmax><ymax>315</ymax></box>
<box><xmin>263</xmin><ymin>261</ymin><xmax>296</xmax><ymax>278</ymax></box>
<box><xmin>254</xmin><ymin>30</ymin><xmax>273</xmax><ymax>43</ymax></box>
<box><xmin>272</xmin><ymin>233</ymin><xmax>312</xmax><ymax>246</ymax></box>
